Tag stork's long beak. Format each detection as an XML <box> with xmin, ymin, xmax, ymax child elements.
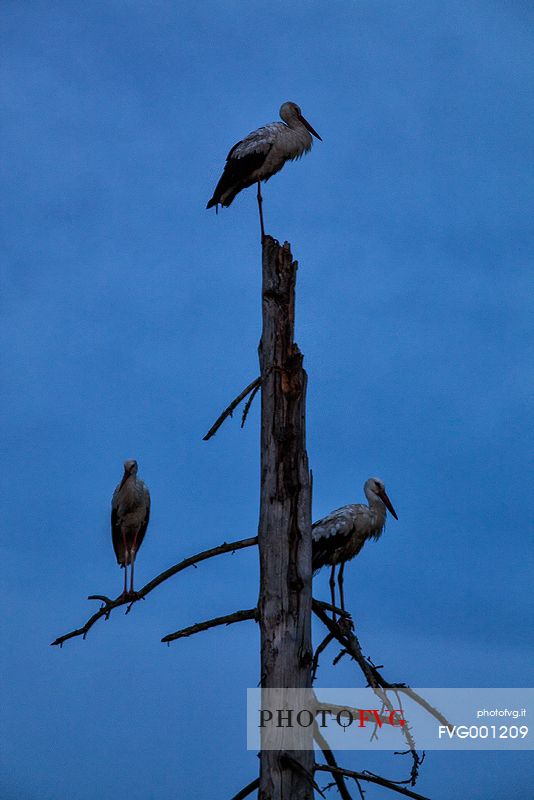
<box><xmin>298</xmin><ymin>114</ymin><xmax>322</xmax><ymax>141</ymax></box>
<box><xmin>379</xmin><ymin>489</ymin><xmax>398</xmax><ymax>520</ymax></box>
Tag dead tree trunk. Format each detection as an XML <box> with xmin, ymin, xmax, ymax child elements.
<box><xmin>258</xmin><ymin>236</ymin><xmax>314</xmax><ymax>800</ymax></box>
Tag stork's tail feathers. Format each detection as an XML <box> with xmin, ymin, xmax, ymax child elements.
<box><xmin>206</xmin><ymin>188</ymin><xmax>241</xmax><ymax>209</ymax></box>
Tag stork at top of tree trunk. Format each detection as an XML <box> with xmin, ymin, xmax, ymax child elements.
<box><xmin>111</xmin><ymin>459</ymin><xmax>150</xmax><ymax>599</ymax></box>
<box><xmin>206</xmin><ymin>101</ymin><xmax>322</xmax><ymax>239</ymax></box>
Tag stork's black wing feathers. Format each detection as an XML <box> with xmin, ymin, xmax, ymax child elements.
<box><xmin>111</xmin><ymin>503</ymin><xmax>123</xmax><ymax>565</ymax></box>
<box><xmin>134</xmin><ymin>494</ymin><xmax>151</xmax><ymax>556</ymax></box>
<box><xmin>312</xmin><ymin>529</ymin><xmax>357</xmax><ymax>572</ymax></box>
<box><xmin>206</xmin><ymin>141</ymin><xmax>272</xmax><ymax>208</ymax></box>
<box><xmin>311</xmin><ymin>506</ymin><xmax>360</xmax><ymax>572</ymax></box>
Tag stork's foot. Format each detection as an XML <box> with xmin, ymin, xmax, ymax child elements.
<box><xmin>337</xmin><ymin>615</ymin><xmax>354</xmax><ymax>635</ymax></box>
<box><xmin>118</xmin><ymin>590</ymin><xmax>139</xmax><ymax>602</ymax></box>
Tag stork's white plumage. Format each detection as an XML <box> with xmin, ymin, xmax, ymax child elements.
<box><xmin>207</xmin><ymin>101</ymin><xmax>321</xmax><ymax>237</ymax></box>
<box><xmin>312</xmin><ymin>478</ymin><xmax>398</xmax><ymax>616</ymax></box>
<box><xmin>111</xmin><ymin>459</ymin><xmax>150</xmax><ymax>598</ymax></box>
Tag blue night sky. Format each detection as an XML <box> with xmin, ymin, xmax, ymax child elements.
<box><xmin>1</xmin><ymin>2</ymin><xmax>533</xmax><ymax>798</ymax></box>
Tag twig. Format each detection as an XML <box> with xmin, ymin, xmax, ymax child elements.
<box><xmin>87</xmin><ymin>594</ymin><xmax>113</xmax><ymax>604</ymax></box>
<box><xmin>313</xmin><ymin>597</ymin><xmax>451</xmax><ymax>790</ymax></box>
<box><xmin>230</xmin><ymin>777</ymin><xmax>259</xmax><ymax>800</ymax></box>
<box><xmin>394</xmin><ymin>750</ymin><xmax>426</xmax><ymax>787</ymax></box>
<box><xmin>312</xmin><ymin>601</ymin><xmax>379</xmax><ymax>689</ymax></box>
<box><xmin>314</xmin><ymin>723</ymin><xmax>354</xmax><ymax>800</ymax></box>
<box><xmin>354</xmin><ymin>778</ymin><xmax>366</xmax><ymax>800</ymax></box>
<box><xmin>315</xmin><ymin>765</ymin><xmax>431</xmax><ymax>800</ymax></box>
<box><xmin>391</xmin><ymin>689</ymin><xmax>421</xmax><ymax>785</ymax></box>
<box><xmin>161</xmin><ymin>608</ymin><xmax>257</xmax><ymax>643</ymax></box>
<box><xmin>241</xmin><ymin>379</ymin><xmax>262</xmax><ymax>428</ymax></box>
<box><xmin>50</xmin><ymin>599</ymin><xmax>122</xmax><ymax>647</ymax></box>
<box><xmin>333</xmin><ymin>649</ymin><xmax>349</xmax><ymax>666</ymax></box>
<box><xmin>312</xmin><ymin>632</ymin><xmax>335</xmax><ymax>683</ymax></box>
<box><xmin>312</xmin><ymin>601</ymin><xmax>450</xmax><ymax>727</ymax></box>
<box><xmin>203</xmin><ymin>377</ymin><xmax>261</xmax><ymax>440</ymax></box>
<box><xmin>391</xmin><ymin>687</ymin><xmax>451</xmax><ymax>730</ymax></box>
<box><xmin>313</xmin><ymin>599</ymin><xmax>352</xmax><ymax>619</ymax></box>
<box><xmin>51</xmin><ymin>536</ymin><xmax>258</xmax><ymax>647</ymax></box>
<box><xmin>313</xmin><ymin>603</ymin><xmax>418</xmax><ymax>767</ymax></box>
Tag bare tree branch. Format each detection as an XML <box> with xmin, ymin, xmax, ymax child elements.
<box><xmin>50</xmin><ymin>598</ymin><xmax>120</xmax><ymax>648</ymax></box>
<box><xmin>312</xmin><ymin>601</ymin><xmax>450</xmax><ymax>730</ymax></box>
<box><xmin>312</xmin><ymin>600</ymin><xmax>439</xmax><ymax>788</ymax></box>
<box><xmin>161</xmin><ymin>608</ymin><xmax>257</xmax><ymax>643</ymax></box>
<box><xmin>203</xmin><ymin>377</ymin><xmax>262</xmax><ymax>440</ymax></box>
<box><xmin>312</xmin><ymin>632</ymin><xmax>335</xmax><ymax>683</ymax></box>
<box><xmin>391</xmin><ymin>687</ymin><xmax>450</xmax><ymax>732</ymax></box>
<box><xmin>394</xmin><ymin>751</ymin><xmax>426</xmax><ymax>788</ymax></box>
<box><xmin>136</xmin><ymin>537</ymin><xmax>257</xmax><ymax>599</ymax></box>
<box><xmin>314</xmin><ymin>723</ymin><xmax>354</xmax><ymax>800</ymax></box>
<box><xmin>52</xmin><ymin>533</ymin><xmax>443</xmax><ymax>797</ymax></box>
<box><xmin>241</xmin><ymin>378</ymin><xmax>262</xmax><ymax>428</ymax></box>
<box><xmin>332</xmin><ymin>649</ymin><xmax>349</xmax><ymax>666</ymax></box>
<box><xmin>315</xmin><ymin>765</ymin><xmax>431</xmax><ymax>800</ymax></box>
<box><xmin>230</xmin><ymin>777</ymin><xmax>260</xmax><ymax>800</ymax></box>
<box><xmin>390</xmin><ymin>691</ymin><xmax>424</xmax><ymax>786</ymax></box>
<box><xmin>87</xmin><ymin>594</ymin><xmax>113</xmax><ymax>604</ymax></box>
<box><xmin>51</xmin><ymin>536</ymin><xmax>258</xmax><ymax>647</ymax></box>
<box><xmin>312</xmin><ymin>601</ymin><xmax>379</xmax><ymax>688</ymax></box>
<box><xmin>313</xmin><ymin>599</ymin><xmax>352</xmax><ymax>619</ymax></box>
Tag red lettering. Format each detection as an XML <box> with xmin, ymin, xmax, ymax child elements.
<box><xmin>372</xmin><ymin>710</ymin><xmax>383</xmax><ymax>728</ymax></box>
<box><xmin>388</xmin><ymin>710</ymin><xmax>406</xmax><ymax>727</ymax></box>
<box><xmin>358</xmin><ymin>709</ymin><xmax>375</xmax><ymax>727</ymax></box>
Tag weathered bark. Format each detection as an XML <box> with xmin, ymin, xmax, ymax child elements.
<box><xmin>258</xmin><ymin>236</ymin><xmax>313</xmax><ymax>800</ymax></box>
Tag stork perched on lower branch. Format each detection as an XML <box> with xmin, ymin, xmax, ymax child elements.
<box><xmin>111</xmin><ymin>459</ymin><xmax>150</xmax><ymax>599</ymax></box>
<box><xmin>312</xmin><ymin>477</ymin><xmax>398</xmax><ymax>618</ymax></box>
<box><xmin>206</xmin><ymin>101</ymin><xmax>322</xmax><ymax>239</ymax></box>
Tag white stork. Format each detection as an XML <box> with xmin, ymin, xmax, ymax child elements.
<box><xmin>206</xmin><ymin>101</ymin><xmax>322</xmax><ymax>238</ymax></box>
<box><xmin>111</xmin><ymin>459</ymin><xmax>151</xmax><ymax>598</ymax></box>
<box><xmin>312</xmin><ymin>478</ymin><xmax>398</xmax><ymax>618</ymax></box>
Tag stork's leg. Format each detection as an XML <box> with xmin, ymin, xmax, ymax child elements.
<box><xmin>129</xmin><ymin>531</ymin><xmax>139</xmax><ymax>595</ymax></box>
<box><xmin>338</xmin><ymin>562</ymin><xmax>346</xmax><ymax>613</ymax></box>
<box><xmin>122</xmin><ymin>533</ymin><xmax>128</xmax><ymax>597</ymax></box>
<box><xmin>257</xmin><ymin>178</ymin><xmax>265</xmax><ymax>241</ymax></box>
<box><xmin>130</xmin><ymin>549</ymin><xmax>136</xmax><ymax>595</ymax></box>
<box><xmin>329</xmin><ymin>565</ymin><xmax>337</xmax><ymax>622</ymax></box>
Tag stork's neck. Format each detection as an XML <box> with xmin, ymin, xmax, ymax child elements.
<box><xmin>285</xmin><ymin>115</ymin><xmax>310</xmax><ymax>134</ymax></box>
<box><xmin>365</xmin><ymin>489</ymin><xmax>387</xmax><ymax>522</ymax></box>
<box><xmin>120</xmin><ymin>472</ymin><xmax>137</xmax><ymax>492</ymax></box>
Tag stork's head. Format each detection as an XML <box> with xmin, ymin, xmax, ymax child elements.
<box><xmin>118</xmin><ymin>459</ymin><xmax>138</xmax><ymax>490</ymax></box>
<box><xmin>280</xmin><ymin>101</ymin><xmax>322</xmax><ymax>140</ymax></box>
<box><xmin>364</xmin><ymin>477</ymin><xmax>398</xmax><ymax>520</ymax></box>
